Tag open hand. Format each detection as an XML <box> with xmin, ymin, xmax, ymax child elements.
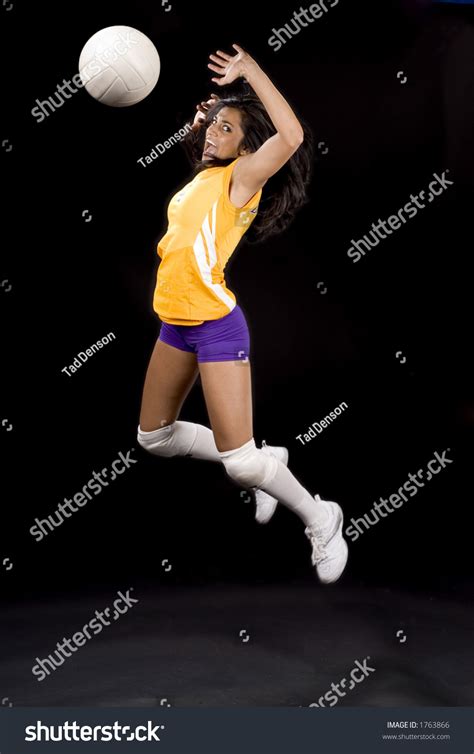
<box><xmin>207</xmin><ymin>44</ymin><xmax>255</xmax><ymax>86</ymax></box>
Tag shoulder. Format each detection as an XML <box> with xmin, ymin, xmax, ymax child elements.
<box><xmin>223</xmin><ymin>157</ymin><xmax>263</xmax><ymax>211</ymax></box>
<box><xmin>230</xmin><ymin>154</ymin><xmax>268</xmax><ymax>189</ymax></box>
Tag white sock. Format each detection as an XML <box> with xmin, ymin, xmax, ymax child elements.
<box><xmin>138</xmin><ymin>423</ymin><xmax>324</xmax><ymax>526</ymax></box>
<box><xmin>259</xmin><ymin>459</ymin><xmax>330</xmax><ymax>528</ymax></box>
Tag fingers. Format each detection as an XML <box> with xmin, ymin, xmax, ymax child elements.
<box><xmin>201</xmin><ymin>95</ymin><xmax>218</xmax><ymax>110</ymax></box>
<box><xmin>216</xmin><ymin>49</ymin><xmax>232</xmax><ymax>61</ymax></box>
<box><xmin>232</xmin><ymin>43</ymin><xmax>244</xmax><ymax>54</ymax></box>
<box><xmin>208</xmin><ymin>62</ymin><xmax>226</xmax><ymax>74</ymax></box>
<box><xmin>196</xmin><ymin>100</ymin><xmax>216</xmax><ymax>114</ymax></box>
<box><xmin>192</xmin><ymin>111</ymin><xmax>206</xmax><ymax>131</ymax></box>
<box><xmin>209</xmin><ymin>54</ymin><xmax>227</xmax><ymax>68</ymax></box>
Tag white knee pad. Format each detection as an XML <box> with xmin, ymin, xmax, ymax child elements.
<box><xmin>137</xmin><ymin>421</ymin><xmax>197</xmax><ymax>458</ymax></box>
<box><xmin>219</xmin><ymin>438</ymin><xmax>278</xmax><ymax>489</ymax></box>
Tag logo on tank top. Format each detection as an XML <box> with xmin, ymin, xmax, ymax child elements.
<box><xmin>235</xmin><ymin>207</ymin><xmax>258</xmax><ymax>227</ymax></box>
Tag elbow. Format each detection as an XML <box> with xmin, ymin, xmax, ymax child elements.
<box><xmin>284</xmin><ymin>128</ymin><xmax>304</xmax><ymax>151</ymax></box>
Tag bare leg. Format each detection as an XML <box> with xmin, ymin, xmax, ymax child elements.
<box><xmin>139</xmin><ymin>339</ymin><xmax>199</xmax><ymax>430</ymax></box>
<box><xmin>138</xmin><ymin>339</ymin><xmax>238</xmax><ymax>462</ymax></box>
<box><xmin>140</xmin><ymin>350</ymin><xmax>347</xmax><ymax>583</ymax></box>
<box><xmin>198</xmin><ymin>360</ymin><xmax>253</xmax><ymax>451</ymax></box>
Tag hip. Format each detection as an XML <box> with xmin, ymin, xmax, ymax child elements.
<box><xmin>157</xmin><ymin>305</ymin><xmax>251</xmax><ymax>363</ymax></box>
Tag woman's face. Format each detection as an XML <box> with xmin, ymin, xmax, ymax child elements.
<box><xmin>202</xmin><ymin>106</ymin><xmax>248</xmax><ymax>161</ymax></box>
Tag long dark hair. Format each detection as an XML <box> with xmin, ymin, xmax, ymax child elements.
<box><xmin>182</xmin><ymin>85</ymin><xmax>314</xmax><ymax>242</ymax></box>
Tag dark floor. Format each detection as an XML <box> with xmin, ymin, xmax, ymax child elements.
<box><xmin>1</xmin><ymin>584</ymin><xmax>473</xmax><ymax>708</ymax></box>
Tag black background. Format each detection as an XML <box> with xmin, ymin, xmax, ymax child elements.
<box><xmin>1</xmin><ymin>0</ymin><xmax>473</xmax><ymax>604</ymax></box>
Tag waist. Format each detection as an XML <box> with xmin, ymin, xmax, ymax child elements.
<box><xmin>160</xmin><ymin>304</ymin><xmax>244</xmax><ymax>330</ymax></box>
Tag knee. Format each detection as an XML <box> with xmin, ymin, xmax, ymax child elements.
<box><xmin>137</xmin><ymin>422</ymin><xmax>177</xmax><ymax>458</ymax></box>
<box><xmin>219</xmin><ymin>439</ymin><xmax>277</xmax><ymax>489</ymax></box>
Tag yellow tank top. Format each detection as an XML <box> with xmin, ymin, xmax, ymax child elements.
<box><xmin>153</xmin><ymin>156</ymin><xmax>262</xmax><ymax>325</ymax></box>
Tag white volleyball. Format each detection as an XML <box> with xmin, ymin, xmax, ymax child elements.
<box><xmin>78</xmin><ymin>25</ymin><xmax>160</xmax><ymax>107</ymax></box>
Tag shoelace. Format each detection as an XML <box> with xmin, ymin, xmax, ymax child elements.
<box><xmin>306</xmin><ymin>495</ymin><xmax>327</xmax><ymax>565</ymax></box>
<box><xmin>306</xmin><ymin>527</ymin><xmax>326</xmax><ymax>565</ymax></box>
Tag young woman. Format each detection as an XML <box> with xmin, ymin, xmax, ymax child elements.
<box><xmin>137</xmin><ymin>44</ymin><xmax>348</xmax><ymax>584</ymax></box>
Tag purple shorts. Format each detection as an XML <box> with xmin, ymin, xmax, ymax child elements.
<box><xmin>157</xmin><ymin>305</ymin><xmax>250</xmax><ymax>363</ymax></box>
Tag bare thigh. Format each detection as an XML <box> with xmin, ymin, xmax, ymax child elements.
<box><xmin>198</xmin><ymin>359</ymin><xmax>253</xmax><ymax>451</ymax></box>
<box><xmin>139</xmin><ymin>339</ymin><xmax>199</xmax><ymax>431</ymax></box>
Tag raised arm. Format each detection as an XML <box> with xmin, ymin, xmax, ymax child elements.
<box><xmin>208</xmin><ymin>44</ymin><xmax>304</xmax><ymax>195</ymax></box>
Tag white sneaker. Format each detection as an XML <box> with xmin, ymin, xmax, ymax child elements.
<box><xmin>304</xmin><ymin>496</ymin><xmax>348</xmax><ymax>584</ymax></box>
<box><xmin>254</xmin><ymin>441</ymin><xmax>289</xmax><ymax>524</ymax></box>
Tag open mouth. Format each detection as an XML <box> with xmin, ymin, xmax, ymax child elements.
<box><xmin>203</xmin><ymin>139</ymin><xmax>218</xmax><ymax>158</ymax></box>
